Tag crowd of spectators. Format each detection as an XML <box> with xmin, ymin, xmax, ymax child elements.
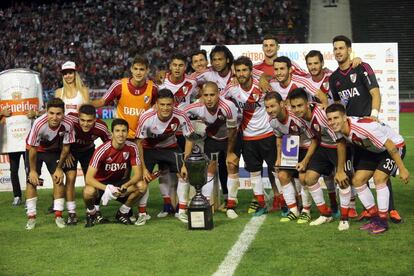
<box><xmin>0</xmin><ymin>0</ymin><xmax>308</xmax><ymax>90</ymax></box>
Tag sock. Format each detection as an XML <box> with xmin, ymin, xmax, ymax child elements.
<box><xmin>163</xmin><ymin>197</ymin><xmax>172</xmax><ymax>205</ymax></box>
<box><xmin>282</xmin><ymin>182</ymin><xmax>298</xmax><ymax>215</ymax></box>
<box><xmin>87</xmin><ymin>207</ymin><xmax>96</xmax><ymax>215</ymax></box>
<box><xmin>376</xmin><ymin>182</ymin><xmax>389</xmax><ymax>220</ymax></box>
<box><xmin>26</xmin><ymin>197</ymin><xmax>37</xmax><ymax>217</ymax></box>
<box><xmin>119</xmin><ymin>204</ymin><xmax>131</xmax><ymax>214</ymax></box>
<box><xmin>177</xmin><ymin>178</ymin><xmax>189</xmax><ymax>209</ymax></box>
<box><xmin>338</xmin><ymin>186</ymin><xmax>351</xmax><ymax>220</ymax></box>
<box><xmin>251</xmin><ymin>172</ymin><xmax>265</xmax><ymax>207</ymax></box>
<box><xmin>159</xmin><ymin>171</ymin><xmax>171</xmax><ymax>198</ymax></box>
<box><xmin>138</xmin><ymin>189</ymin><xmax>149</xmax><ymax>213</ymax></box>
<box><xmin>53</xmin><ymin>198</ymin><xmax>65</xmax><ymax>213</ymax></box>
<box><xmin>201</xmin><ymin>173</ymin><xmax>214</xmax><ymax>200</ymax></box>
<box><xmin>355</xmin><ymin>184</ymin><xmax>376</xmax><ymax>210</ymax></box>
<box><xmin>227</xmin><ymin>174</ymin><xmax>239</xmax><ymax>204</ymax></box>
<box><xmin>300</xmin><ymin>186</ymin><xmax>311</xmax><ymax>212</ymax></box>
<box><xmin>66</xmin><ymin>201</ymin><xmax>76</xmax><ymax>214</ymax></box>
<box><xmin>308</xmin><ymin>183</ymin><xmax>330</xmax><ymax>216</ymax></box>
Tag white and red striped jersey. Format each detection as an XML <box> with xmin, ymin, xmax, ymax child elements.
<box><xmin>269</xmin><ymin>109</ymin><xmax>314</xmax><ymax>148</ymax></box>
<box><xmin>159</xmin><ymin>73</ymin><xmax>198</xmax><ymax>110</ymax></box>
<box><xmin>222</xmin><ymin>79</ymin><xmax>273</xmax><ymax>140</ymax></box>
<box><xmin>343</xmin><ymin>117</ymin><xmax>404</xmax><ymax>153</ymax></box>
<box><xmin>136</xmin><ymin>108</ymin><xmax>194</xmax><ymax>149</ymax></box>
<box><xmin>26</xmin><ymin>114</ymin><xmax>75</xmax><ymax>152</ymax></box>
<box><xmin>183</xmin><ymin>98</ymin><xmax>238</xmax><ymax>141</ymax></box>
<box><xmin>269</xmin><ymin>74</ymin><xmax>318</xmax><ymax>100</ymax></box>
<box><xmin>195</xmin><ymin>67</ymin><xmax>263</xmax><ymax>93</ymax></box>
<box><xmin>89</xmin><ymin>140</ymin><xmax>140</xmax><ymax>183</ymax></box>
<box><xmin>309</xmin><ymin>104</ymin><xmax>342</xmax><ymax>148</ymax></box>
<box><xmin>65</xmin><ymin>112</ymin><xmax>111</xmax><ymax>152</ymax></box>
<box><xmin>307</xmin><ymin>71</ymin><xmax>334</xmax><ymax>105</ymax></box>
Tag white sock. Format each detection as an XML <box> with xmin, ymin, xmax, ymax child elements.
<box><xmin>300</xmin><ymin>186</ymin><xmax>312</xmax><ymax>210</ymax></box>
<box><xmin>202</xmin><ymin>174</ymin><xmax>214</xmax><ymax>200</ymax></box>
<box><xmin>159</xmin><ymin>171</ymin><xmax>171</xmax><ymax>198</ymax></box>
<box><xmin>250</xmin><ymin>171</ymin><xmax>263</xmax><ymax>196</ymax></box>
<box><xmin>227</xmin><ymin>173</ymin><xmax>239</xmax><ymax>201</ymax></box>
<box><xmin>119</xmin><ymin>204</ymin><xmax>131</xmax><ymax>214</ymax></box>
<box><xmin>338</xmin><ymin>186</ymin><xmax>351</xmax><ymax>208</ymax></box>
<box><xmin>139</xmin><ymin>189</ymin><xmax>149</xmax><ymax>208</ymax></box>
<box><xmin>66</xmin><ymin>201</ymin><xmax>76</xmax><ymax>214</ymax></box>
<box><xmin>375</xmin><ymin>183</ymin><xmax>390</xmax><ymax>213</ymax></box>
<box><xmin>308</xmin><ymin>183</ymin><xmax>326</xmax><ymax>206</ymax></box>
<box><xmin>355</xmin><ymin>184</ymin><xmax>375</xmax><ymax>210</ymax></box>
<box><xmin>26</xmin><ymin>197</ymin><xmax>37</xmax><ymax>216</ymax></box>
<box><xmin>177</xmin><ymin>178</ymin><xmax>189</xmax><ymax>206</ymax></box>
<box><xmin>282</xmin><ymin>182</ymin><xmax>298</xmax><ymax>215</ymax></box>
<box><xmin>53</xmin><ymin>198</ymin><xmax>65</xmax><ymax>211</ymax></box>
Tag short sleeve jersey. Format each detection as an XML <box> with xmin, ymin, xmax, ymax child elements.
<box><xmin>159</xmin><ymin>74</ymin><xmax>198</xmax><ymax>110</ymax></box>
<box><xmin>89</xmin><ymin>140</ymin><xmax>140</xmax><ymax>183</ymax></box>
<box><xmin>329</xmin><ymin>62</ymin><xmax>379</xmax><ymax>116</ymax></box>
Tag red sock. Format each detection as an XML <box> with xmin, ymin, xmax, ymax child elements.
<box><xmin>178</xmin><ymin>203</ymin><xmax>187</xmax><ymax>210</ymax></box>
<box><xmin>138</xmin><ymin>206</ymin><xmax>146</xmax><ymax>213</ymax></box>
<box><xmin>316</xmin><ymin>204</ymin><xmax>331</xmax><ymax>216</ymax></box>
<box><xmin>55</xmin><ymin>210</ymin><xmax>63</xmax><ymax>218</ymax></box>
<box><xmin>256</xmin><ymin>194</ymin><xmax>265</xmax><ymax>208</ymax></box>
<box><xmin>28</xmin><ymin>215</ymin><xmax>36</xmax><ymax>219</ymax></box>
<box><xmin>163</xmin><ymin>197</ymin><xmax>171</xmax><ymax>205</ymax></box>
<box><xmin>379</xmin><ymin>211</ymin><xmax>388</xmax><ymax>221</ymax></box>
<box><xmin>340</xmin><ymin>207</ymin><xmax>349</xmax><ymax>221</ymax></box>
<box><xmin>227</xmin><ymin>199</ymin><xmax>236</xmax><ymax>209</ymax></box>
<box><xmin>367</xmin><ymin>206</ymin><xmax>379</xmax><ymax>217</ymax></box>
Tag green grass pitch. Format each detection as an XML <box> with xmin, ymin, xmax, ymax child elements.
<box><xmin>1</xmin><ymin>114</ymin><xmax>413</xmax><ymax>275</ymax></box>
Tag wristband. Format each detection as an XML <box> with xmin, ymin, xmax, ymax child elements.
<box><xmin>370</xmin><ymin>109</ymin><xmax>379</xmax><ymax>118</ymax></box>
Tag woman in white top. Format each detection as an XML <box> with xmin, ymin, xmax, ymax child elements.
<box><xmin>54</xmin><ymin>61</ymin><xmax>90</xmax><ymax>224</ymax></box>
<box><xmin>55</xmin><ymin>61</ymin><xmax>90</xmax><ymax>114</ymax></box>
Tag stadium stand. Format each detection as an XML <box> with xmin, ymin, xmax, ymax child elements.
<box><xmin>0</xmin><ymin>0</ymin><xmax>309</xmax><ymax>90</ymax></box>
<box><xmin>350</xmin><ymin>0</ymin><xmax>414</xmax><ymax>98</ymax></box>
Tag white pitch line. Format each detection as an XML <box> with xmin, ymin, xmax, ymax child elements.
<box><xmin>212</xmin><ymin>215</ymin><xmax>267</xmax><ymax>276</ymax></box>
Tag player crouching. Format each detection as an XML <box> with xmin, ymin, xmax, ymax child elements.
<box><xmin>83</xmin><ymin>119</ymin><xmax>147</xmax><ymax>227</ymax></box>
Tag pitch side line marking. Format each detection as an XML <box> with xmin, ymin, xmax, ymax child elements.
<box><xmin>212</xmin><ymin>215</ymin><xmax>267</xmax><ymax>276</ymax></box>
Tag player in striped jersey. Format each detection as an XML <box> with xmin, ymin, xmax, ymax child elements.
<box><xmin>287</xmin><ymin>88</ymin><xmax>351</xmax><ymax>229</ymax></box>
<box><xmin>136</xmin><ymin>89</ymin><xmax>195</xmax><ymax>224</ymax></box>
<box><xmin>269</xmin><ymin>56</ymin><xmax>319</xmax><ymax>101</ymax></box>
<box><xmin>63</xmin><ymin>104</ymin><xmax>111</xmax><ymax>225</ymax></box>
<box><xmin>264</xmin><ymin>91</ymin><xmax>318</xmax><ymax>223</ymax></box>
<box><xmin>84</xmin><ymin>119</ymin><xmax>147</xmax><ymax>227</ymax></box>
<box><xmin>326</xmin><ymin>104</ymin><xmax>409</xmax><ymax>234</ymax></box>
<box><xmin>222</xmin><ymin>56</ymin><xmax>276</xmax><ymax>216</ymax></box>
<box><xmin>184</xmin><ymin>82</ymin><xmax>239</xmax><ymax>218</ymax></box>
<box><xmin>25</xmin><ymin>98</ymin><xmax>75</xmax><ymax>230</ymax></box>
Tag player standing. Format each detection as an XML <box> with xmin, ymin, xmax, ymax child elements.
<box><xmin>25</xmin><ymin>98</ymin><xmax>75</xmax><ymax>230</ymax></box>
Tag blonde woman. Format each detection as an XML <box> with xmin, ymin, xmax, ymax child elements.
<box><xmin>54</xmin><ymin>61</ymin><xmax>90</xmax><ymax>225</ymax></box>
<box><xmin>55</xmin><ymin>61</ymin><xmax>90</xmax><ymax>115</ymax></box>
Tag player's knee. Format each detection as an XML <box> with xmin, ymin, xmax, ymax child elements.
<box><xmin>373</xmin><ymin>174</ymin><xmax>388</xmax><ymax>186</ymax></box>
<box><xmin>83</xmin><ymin>185</ymin><xmax>96</xmax><ymax>199</ymax></box>
<box><xmin>136</xmin><ymin>180</ymin><xmax>148</xmax><ymax>194</ymax></box>
<box><xmin>277</xmin><ymin>170</ymin><xmax>291</xmax><ymax>185</ymax></box>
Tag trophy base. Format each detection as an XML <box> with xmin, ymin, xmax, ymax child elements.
<box><xmin>188</xmin><ymin>197</ymin><xmax>214</xmax><ymax>230</ymax></box>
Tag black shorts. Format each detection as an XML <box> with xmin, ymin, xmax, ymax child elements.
<box><xmin>143</xmin><ymin>147</ymin><xmax>182</xmax><ymax>173</ymax></box>
<box><xmin>242</xmin><ymin>135</ymin><xmax>276</xmax><ymax>172</ymax></box>
<box><xmin>307</xmin><ymin>146</ymin><xmax>338</xmax><ymax>176</ymax></box>
<box><xmin>64</xmin><ymin>147</ymin><xmax>95</xmax><ymax>174</ymax></box>
<box><xmin>25</xmin><ymin>150</ymin><xmax>60</xmax><ymax>176</ymax></box>
<box><xmin>204</xmin><ymin>137</ymin><xmax>227</xmax><ymax>160</ymax></box>
<box><xmin>354</xmin><ymin>145</ymin><xmax>406</xmax><ymax>176</ymax></box>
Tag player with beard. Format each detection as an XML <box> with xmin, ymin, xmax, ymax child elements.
<box><xmin>264</xmin><ymin>92</ymin><xmax>318</xmax><ymax>223</ymax></box>
<box><xmin>184</xmin><ymin>82</ymin><xmax>239</xmax><ymax>218</ymax></box>
<box><xmin>222</xmin><ymin>56</ymin><xmax>275</xmax><ymax>216</ymax></box>
<box><xmin>329</xmin><ymin>35</ymin><xmax>401</xmax><ymax>223</ymax></box>
<box><xmin>83</xmin><ymin>119</ymin><xmax>147</xmax><ymax>227</ymax></box>
<box><xmin>326</xmin><ymin>103</ymin><xmax>409</xmax><ymax>234</ymax></box>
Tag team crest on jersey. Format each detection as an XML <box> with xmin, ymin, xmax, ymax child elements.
<box><xmin>350</xmin><ymin>73</ymin><xmax>357</xmax><ymax>83</ymax></box>
<box><xmin>252</xmin><ymin>93</ymin><xmax>260</xmax><ymax>102</ymax></box>
<box><xmin>322</xmin><ymin>81</ymin><xmax>329</xmax><ymax>91</ymax></box>
<box><xmin>218</xmin><ymin>115</ymin><xmax>225</xmax><ymax>121</ymax></box>
<box><xmin>182</xmin><ymin>86</ymin><xmax>188</xmax><ymax>95</ymax></box>
<box><xmin>170</xmin><ymin>123</ymin><xmax>178</xmax><ymax>132</ymax></box>
<box><xmin>313</xmin><ymin>123</ymin><xmax>320</xmax><ymax>132</ymax></box>
<box><xmin>123</xmin><ymin>152</ymin><xmax>129</xmax><ymax>160</ymax></box>
<box><xmin>144</xmin><ymin>96</ymin><xmax>150</xmax><ymax>104</ymax></box>
<box><xmin>290</xmin><ymin>125</ymin><xmax>298</xmax><ymax>133</ymax></box>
